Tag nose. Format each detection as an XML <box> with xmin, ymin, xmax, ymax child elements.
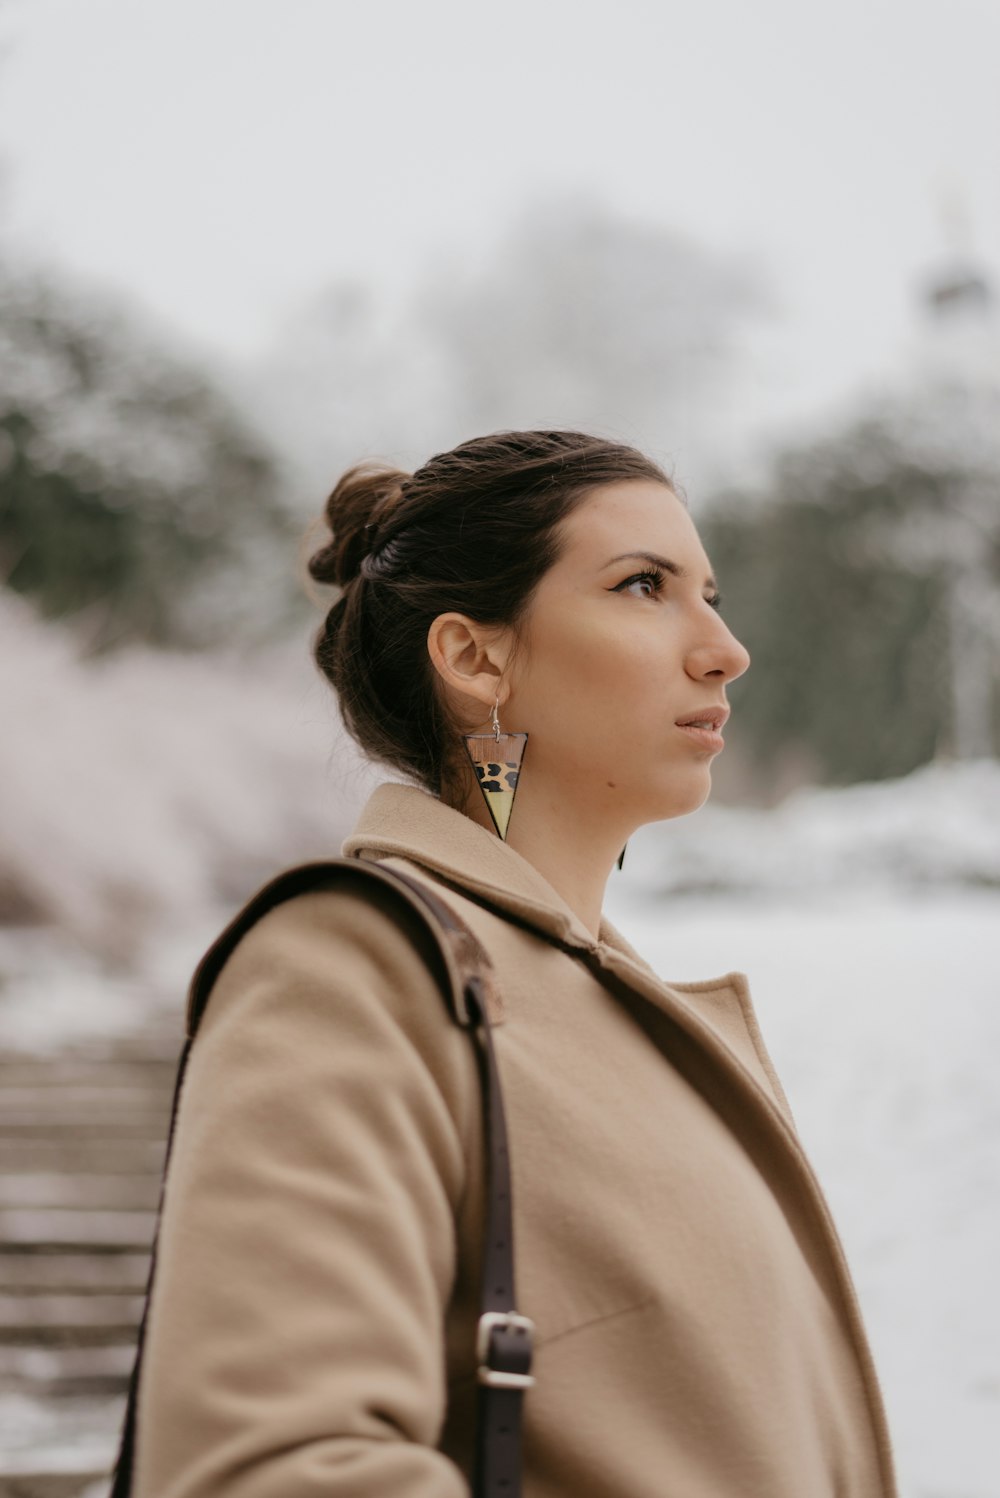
<box><xmin>686</xmin><ymin>611</ymin><xmax>751</xmax><ymax>684</ymax></box>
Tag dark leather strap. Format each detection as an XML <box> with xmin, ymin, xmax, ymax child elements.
<box><xmin>466</xmin><ymin>972</ymin><xmax>534</xmax><ymax>1498</ymax></box>
<box><xmin>109</xmin><ymin>855</ymin><xmax>532</xmax><ymax>1498</ymax></box>
<box><xmin>384</xmin><ymin>872</ymin><xmax>533</xmax><ymax>1498</ymax></box>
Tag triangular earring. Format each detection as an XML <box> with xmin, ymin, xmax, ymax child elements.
<box><xmin>617</xmin><ymin>842</ymin><xmax>627</xmax><ymax>871</ymax></box>
<box><xmin>463</xmin><ymin>695</ymin><xmax>528</xmax><ymax>841</ymax></box>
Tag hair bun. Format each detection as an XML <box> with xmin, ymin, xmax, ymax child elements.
<box><xmin>307</xmin><ymin>462</ymin><xmax>410</xmax><ymax>588</ymax></box>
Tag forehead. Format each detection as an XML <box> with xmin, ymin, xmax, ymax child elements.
<box><xmin>556</xmin><ymin>479</ymin><xmax>708</xmax><ymax>569</ymax></box>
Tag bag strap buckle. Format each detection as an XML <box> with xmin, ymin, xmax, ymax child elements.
<box><xmin>476</xmin><ymin>1310</ymin><xmax>536</xmax><ymax>1389</ymax></box>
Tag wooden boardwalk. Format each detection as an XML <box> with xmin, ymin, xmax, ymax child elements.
<box><xmin>0</xmin><ymin>1025</ymin><xmax>181</xmax><ymax>1498</ymax></box>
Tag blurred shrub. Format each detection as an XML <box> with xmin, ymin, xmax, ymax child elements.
<box><xmin>702</xmin><ymin>387</ymin><xmax>1000</xmax><ymax>792</ymax></box>
<box><xmin>0</xmin><ymin>260</ymin><xmax>303</xmax><ymax>653</ymax></box>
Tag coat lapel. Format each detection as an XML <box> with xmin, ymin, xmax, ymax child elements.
<box><xmin>341</xmin><ymin>783</ymin><xmax>791</xmax><ymax>1127</ymax></box>
<box><xmin>341</xmin><ymin>781</ymin><xmax>599</xmax><ymax>950</ymax></box>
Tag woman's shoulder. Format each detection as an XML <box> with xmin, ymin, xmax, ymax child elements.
<box><xmin>185</xmin><ymin>857</ymin><xmax>468</xmax><ymax>1048</ymax></box>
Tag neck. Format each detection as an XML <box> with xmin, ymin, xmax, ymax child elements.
<box><xmin>445</xmin><ymin>767</ymin><xmax>627</xmax><ymax>941</ymax></box>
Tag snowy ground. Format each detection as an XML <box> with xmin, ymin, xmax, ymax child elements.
<box><xmin>602</xmin><ymin>881</ymin><xmax>1000</xmax><ymax>1498</ymax></box>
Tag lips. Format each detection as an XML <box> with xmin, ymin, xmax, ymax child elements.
<box><xmin>674</xmin><ymin>706</ymin><xmax>730</xmax><ymax>731</ymax></box>
<box><xmin>675</xmin><ymin>720</ymin><xmax>726</xmax><ymax>752</ymax></box>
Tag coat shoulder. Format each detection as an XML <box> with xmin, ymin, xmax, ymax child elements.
<box><xmin>183</xmin><ymin>865</ymin><xmax>486</xmax><ymax>1134</ymax></box>
<box><xmin>185</xmin><ymin>859</ymin><xmax>474</xmax><ymax>1041</ymax></box>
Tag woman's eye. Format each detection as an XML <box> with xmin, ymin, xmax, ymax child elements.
<box><xmin>613</xmin><ymin>572</ymin><xmax>724</xmax><ymax>612</ymax></box>
<box><xmin>616</xmin><ymin>569</ymin><xmax>664</xmax><ymax>598</ymax></box>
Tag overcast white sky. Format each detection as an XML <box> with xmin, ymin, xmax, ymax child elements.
<box><xmin>1</xmin><ymin>0</ymin><xmax>998</xmax><ymax>449</ymax></box>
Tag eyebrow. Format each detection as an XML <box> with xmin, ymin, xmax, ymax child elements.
<box><xmin>601</xmin><ymin>551</ymin><xmax>719</xmax><ymax>592</ymax></box>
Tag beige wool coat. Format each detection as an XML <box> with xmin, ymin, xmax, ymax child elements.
<box><xmin>134</xmin><ymin>780</ymin><xmax>898</xmax><ymax>1497</ymax></box>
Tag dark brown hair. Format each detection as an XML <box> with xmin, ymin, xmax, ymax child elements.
<box><xmin>304</xmin><ymin>429</ymin><xmax>676</xmax><ymax>797</ymax></box>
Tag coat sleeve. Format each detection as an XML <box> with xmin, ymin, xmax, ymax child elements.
<box><xmin>133</xmin><ymin>884</ymin><xmax>481</xmax><ymax>1498</ymax></box>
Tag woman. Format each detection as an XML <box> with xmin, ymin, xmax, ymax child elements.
<box><xmin>131</xmin><ymin>429</ymin><xmax>898</xmax><ymax>1496</ymax></box>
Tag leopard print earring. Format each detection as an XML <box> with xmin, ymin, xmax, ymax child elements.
<box><xmin>462</xmin><ymin>694</ymin><xmax>627</xmax><ymax>871</ymax></box>
<box><xmin>462</xmin><ymin>694</ymin><xmax>528</xmax><ymax>843</ymax></box>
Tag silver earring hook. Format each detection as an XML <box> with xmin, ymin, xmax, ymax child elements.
<box><xmin>490</xmin><ymin>695</ymin><xmax>501</xmax><ymax>742</ymax></box>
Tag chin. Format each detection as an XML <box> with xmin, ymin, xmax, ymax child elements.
<box><xmin>652</xmin><ymin>765</ymin><xmax>714</xmax><ymax>821</ymax></box>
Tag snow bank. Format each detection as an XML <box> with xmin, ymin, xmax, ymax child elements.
<box><xmin>0</xmin><ymin>588</ymin><xmax>384</xmax><ymax>966</ymax></box>
<box><xmin>618</xmin><ymin>758</ymin><xmax>1000</xmax><ymax>900</ymax></box>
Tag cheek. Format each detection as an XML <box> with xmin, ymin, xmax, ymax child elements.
<box><xmin>520</xmin><ymin>610</ymin><xmax>662</xmax><ymax>739</ymax></box>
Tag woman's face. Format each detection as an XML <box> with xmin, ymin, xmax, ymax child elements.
<box><xmin>505</xmin><ymin>479</ymin><xmax>751</xmax><ymax>823</ymax></box>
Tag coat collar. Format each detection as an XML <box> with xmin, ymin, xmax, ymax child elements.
<box><xmin>341</xmin><ymin>782</ymin><xmax>711</xmax><ymax>987</ymax></box>
<box><xmin>340</xmin><ymin>781</ymin><xmax>794</xmax><ymax>1126</ymax></box>
<box><xmin>342</xmin><ymin>780</ymin><xmax>631</xmax><ymax>957</ymax></box>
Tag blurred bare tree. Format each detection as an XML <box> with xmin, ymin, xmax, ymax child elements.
<box><xmin>412</xmin><ymin>189</ymin><xmax>769</xmax><ymax>478</ymax></box>
<box><xmin>240</xmin><ymin>191</ymin><xmax>772</xmax><ymax>503</ymax></box>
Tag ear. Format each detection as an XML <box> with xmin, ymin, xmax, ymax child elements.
<box><xmin>427</xmin><ymin>612</ymin><xmax>514</xmax><ymax>723</ymax></box>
